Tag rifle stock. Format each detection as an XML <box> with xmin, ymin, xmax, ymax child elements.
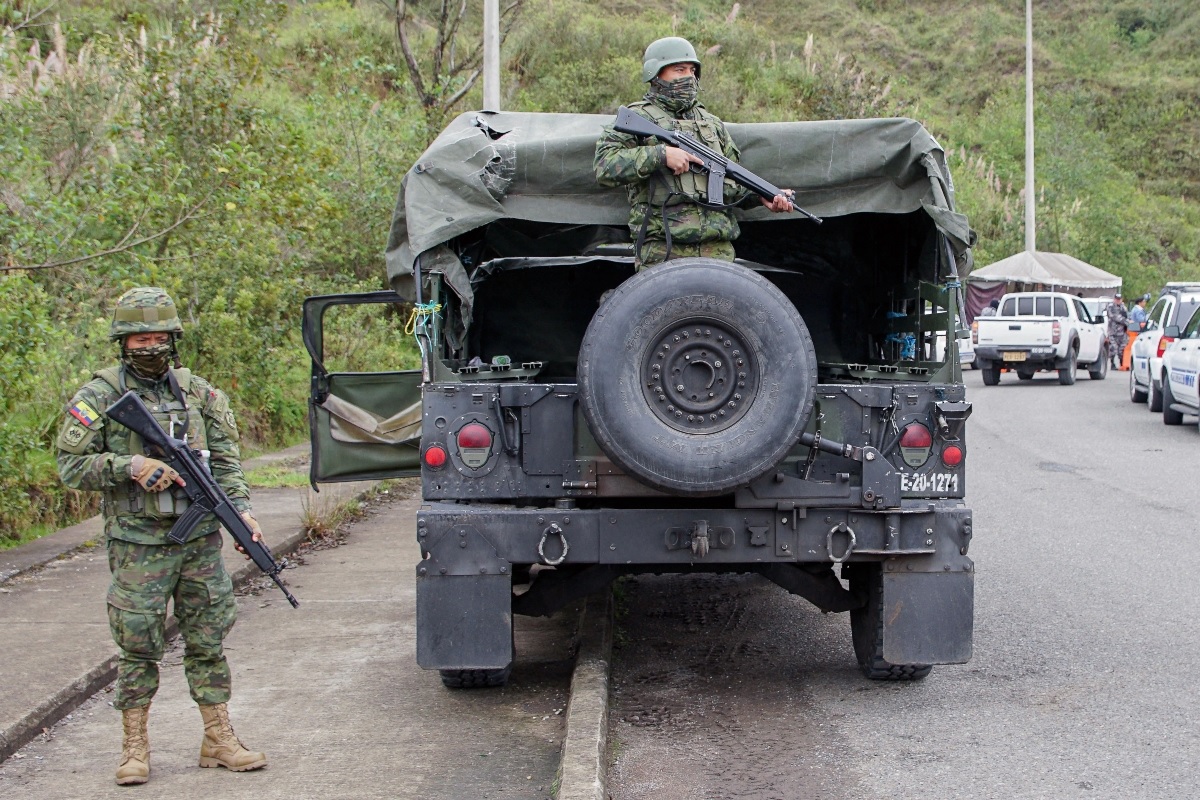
<box><xmin>104</xmin><ymin>391</ymin><xmax>300</xmax><ymax>608</ymax></box>
<box><xmin>612</xmin><ymin>105</ymin><xmax>822</xmax><ymax>223</ymax></box>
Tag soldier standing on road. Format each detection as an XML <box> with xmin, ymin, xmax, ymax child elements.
<box><xmin>594</xmin><ymin>36</ymin><xmax>795</xmax><ymax>269</ymax></box>
<box><xmin>1107</xmin><ymin>293</ymin><xmax>1128</xmax><ymax>369</ymax></box>
<box><xmin>55</xmin><ymin>288</ymin><xmax>268</xmax><ymax>785</ymax></box>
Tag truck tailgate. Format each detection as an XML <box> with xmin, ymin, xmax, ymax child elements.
<box><xmin>976</xmin><ymin>317</ymin><xmax>1055</xmax><ymax>347</ymax></box>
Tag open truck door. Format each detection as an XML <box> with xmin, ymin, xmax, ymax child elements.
<box><xmin>303</xmin><ymin>291</ymin><xmax>422</xmax><ymax>485</ymax></box>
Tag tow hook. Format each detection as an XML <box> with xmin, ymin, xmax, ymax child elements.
<box><xmin>538</xmin><ymin>523</ymin><xmax>569</xmax><ymax>566</ymax></box>
<box><xmin>665</xmin><ymin>520</ymin><xmax>735</xmax><ymax>556</ymax></box>
<box><xmin>691</xmin><ymin>520</ymin><xmax>710</xmax><ymax>558</ymax></box>
<box><xmin>827</xmin><ymin>522</ymin><xmax>856</xmax><ymax>563</ymax></box>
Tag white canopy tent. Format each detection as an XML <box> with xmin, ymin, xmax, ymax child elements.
<box><xmin>965</xmin><ymin>250</ymin><xmax>1122</xmax><ymax>321</ymax></box>
<box><xmin>968</xmin><ymin>250</ymin><xmax>1122</xmax><ymax>290</ymax></box>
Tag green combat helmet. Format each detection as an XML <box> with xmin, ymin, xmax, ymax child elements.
<box><xmin>109</xmin><ymin>287</ymin><xmax>185</xmax><ymax>341</ymax></box>
<box><xmin>641</xmin><ymin>36</ymin><xmax>701</xmax><ymax>82</ymax></box>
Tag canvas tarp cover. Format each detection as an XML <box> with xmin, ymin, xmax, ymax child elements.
<box><xmin>385</xmin><ymin>110</ymin><xmax>968</xmax><ymax>300</ymax></box>
<box><xmin>967</xmin><ymin>250</ymin><xmax>1121</xmax><ymax>290</ymax></box>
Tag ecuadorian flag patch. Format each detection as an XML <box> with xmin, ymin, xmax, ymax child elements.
<box><xmin>69</xmin><ymin>400</ymin><xmax>100</xmax><ymax>427</ymax></box>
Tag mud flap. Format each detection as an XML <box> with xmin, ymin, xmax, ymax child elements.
<box><xmin>416</xmin><ymin>574</ymin><xmax>513</xmax><ymax>670</ymax></box>
<box><xmin>881</xmin><ymin>570</ymin><xmax>973</xmax><ymax>665</ymax></box>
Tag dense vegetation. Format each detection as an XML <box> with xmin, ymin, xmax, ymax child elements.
<box><xmin>1</xmin><ymin>0</ymin><xmax>1197</xmax><ymax>541</ymax></box>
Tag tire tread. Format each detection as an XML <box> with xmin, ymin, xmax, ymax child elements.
<box><xmin>440</xmin><ymin>666</ymin><xmax>512</xmax><ymax>689</ymax></box>
<box><xmin>849</xmin><ymin>565</ymin><xmax>933</xmax><ymax>682</ymax></box>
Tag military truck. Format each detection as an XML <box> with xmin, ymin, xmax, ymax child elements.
<box><xmin>303</xmin><ymin>111</ymin><xmax>976</xmax><ymax>687</ymax></box>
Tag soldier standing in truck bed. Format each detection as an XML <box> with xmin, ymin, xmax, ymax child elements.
<box><xmin>594</xmin><ymin>36</ymin><xmax>794</xmax><ymax>269</ymax></box>
<box><xmin>55</xmin><ymin>287</ymin><xmax>268</xmax><ymax>785</ymax></box>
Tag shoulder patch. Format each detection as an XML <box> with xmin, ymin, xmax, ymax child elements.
<box><xmin>69</xmin><ymin>400</ymin><xmax>101</xmax><ymax>427</ymax></box>
<box><xmin>62</xmin><ymin>423</ymin><xmax>87</xmax><ymax>447</ymax></box>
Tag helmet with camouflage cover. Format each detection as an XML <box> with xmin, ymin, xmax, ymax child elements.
<box><xmin>641</xmin><ymin>37</ymin><xmax>702</xmax><ymax>82</ymax></box>
<box><xmin>109</xmin><ymin>287</ymin><xmax>184</xmax><ymax>341</ymax></box>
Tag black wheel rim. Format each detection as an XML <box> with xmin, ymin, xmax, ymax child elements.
<box><xmin>640</xmin><ymin>318</ymin><xmax>758</xmax><ymax>434</ymax></box>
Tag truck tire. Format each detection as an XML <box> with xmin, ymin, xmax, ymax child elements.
<box><xmin>1132</xmin><ymin>371</ymin><xmax>1152</xmax><ymax>402</ymax></box>
<box><xmin>439</xmin><ymin>666</ymin><xmax>512</xmax><ymax>689</ymax></box>
<box><xmin>1058</xmin><ymin>346</ymin><xmax>1077</xmax><ymax>385</ymax></box>
<box><xmin>1147</xmin><ymin>376</ymin><xmax>1161</xmax><ymax>410</ymax></box>
<box><xmin>980</xmin><ymin>362</ymin><xmax>1001</xmax><ymax>386</ymax></box>
<box><xmin>1087</xmin><ymin>352</ymin><xmax>1108</xmax><ymax>380</ymax></box>
<box><xmin>848</xmin><ymin>563</ymin><xmax>933</xmax><ymax>681</ymax></box>
<box><xmin>578</xmin><ymin>258</ymin><xmax>817</xmax><ymax>495</ymax></box>
<box><xmin>1016</xmin><ymin>368</ymin><xmax>1034</xmax><ymax>381</ymax></box>
<box><xmin>1162</xmin><ymin>374</ymin><xmax>1184</xmax><ymax>425</ymax></box>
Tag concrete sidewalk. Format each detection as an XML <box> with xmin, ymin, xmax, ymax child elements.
<box><xmin>0</xmin><ymin>445</ymin><xmax>615</xmax><ymax>798</ymax></box>
<box><xmin>0</xmin><ymin>488</ymin><xmax>585</xmax><ymax>798</ymax></box>
<box><xmin>0</xmin><ymin>444</ymin><xmax>374</xmax><ymax>762</ymax></box>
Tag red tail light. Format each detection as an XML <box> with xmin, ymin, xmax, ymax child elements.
<box><xmin>971</xmin><ymin>320</ymin><xmax>978</xmax><ymax>344</ymax></box>
<box><xmin>423</xmin><ymin>445</ymin><xmax>447</xmax><ymax>468</ymax></box>
<box><xmin>1157</xmin><ymin>336</ymin><xmax>1175</xmax><ymax>358</ymax></box>
<box><xmin>1052</xmin><ymin>321</ymin><xmax>1062</xmax><ymax>345</ymax></box>
<box><xmin>899</xmin><ymin>423</ymin><xmax>933</xmax><ymax>467</ymax></box>
<box><xmin>456</xmin><ymin>423</ymin><xmax>493</xmax><ymax>449</ymax></box>
<box><xmin>942</xmin><ymin>444</ymin><xmax>964</xmax><ymax>467</ymax></box>
<box><xmin>899</xmin><ymin>424</ymin><xmax>932</xmax><ymax>448</ymax></box>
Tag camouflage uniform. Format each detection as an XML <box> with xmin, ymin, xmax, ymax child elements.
<box><xmin>1107</xmin><ymin>299</ymin><xmax>1128</xmax><ymax>367</ymax></box>
<box><xmin>594</xmin><ymin>40</ymin><xmax>752</xmax><ymax>269</ymax></box>
<box><xmin>56</xmin><ymin>289</ymin><xmax>251</xmax><ymax>711</ymax></box>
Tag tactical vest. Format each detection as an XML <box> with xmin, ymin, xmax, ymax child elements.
<box><xmin>626</xmin><ymin>101</ymin><xmax>728</xmax><ymax>208</ymax></box>
<box><xmin>95</xmin><ymin>366</ymin><xmax>209</xmax><ymax>521</ymax></box>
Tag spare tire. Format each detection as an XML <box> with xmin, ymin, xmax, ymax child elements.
<box><xmin>578</xmin><ymin>258</ymin><xmax>817</xmax><ymax>495</ymax></box>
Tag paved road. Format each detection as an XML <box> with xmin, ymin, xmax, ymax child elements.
<box><xmin>608</xmin><ymin>368</ymin><xmax>1200</xmax><ymax>799</ymax></box>
<box><xmin>0</xmin><ymin>483</ymin><xmax>579</xmax><ymax>798</ymax></box>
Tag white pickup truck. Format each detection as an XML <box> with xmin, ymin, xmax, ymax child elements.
<box><xmin>972</xmin><ymin>291</ymin><xmax>1108</xmax><ymax>385</ymax></box>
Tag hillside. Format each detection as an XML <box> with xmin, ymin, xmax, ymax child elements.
<box><xmin>0</xmin><ymin>0</ymin><xmax>1197</xmax><ymax>539</ymax></box>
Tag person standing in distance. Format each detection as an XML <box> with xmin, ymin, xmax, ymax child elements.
<box><xmin>594</xmin><ymin>36</ymin><xmax>794</xmax><ymax>269</ymax></box>
<box><xmin>56</xmin><ymin>287</ymin><xmax>267</xmax><ymax>785</ymax></box>
<box><xmin>1106</xmin><ymin>293</ymin><xmax>1129</xmax><ymax>369</ymax></box>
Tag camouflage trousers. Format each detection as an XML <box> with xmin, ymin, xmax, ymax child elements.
<box><xmin>106</xmin><ymin>531</ymin><xmax>237</xmax><ymax>710</ymax></box>
<box><xmin>1109</xmin><ymin>332</ymin><xmax>1127</xmax><ymax>363</ymax></box>
<box><xmin>636</xmin><ymin>239</ymin><xmax>736</xmax><ymax>270</ymax></box>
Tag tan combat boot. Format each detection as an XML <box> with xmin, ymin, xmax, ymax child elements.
<box><xmin>197</xmin><ymin>703</ymin><xmax>267</xmax><ymax>771</ymax></box>
<box><xmin>116</xmin><ymin>703</ymin><xmax>150</xmax><ymax>785</ymax></box>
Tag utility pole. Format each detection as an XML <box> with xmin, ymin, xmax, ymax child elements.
<box><xmin>483</xmin><ymin>0</ymin><xmax>500</xmax><ymax>111</ymax></box>
<box><xmin>1025</xmin><ymin>0</ymin><xmax>1036</xmax><ymax>253</ymax></box>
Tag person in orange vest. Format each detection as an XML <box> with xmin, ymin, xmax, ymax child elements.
<box><xmin>1123</xmin><ymin>295</ymin><xmax>1148</xmax><ymax>370</ymax></box>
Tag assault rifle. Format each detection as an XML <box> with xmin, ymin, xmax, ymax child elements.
<box><xmin>105</xmin><ymin>391</ymin><xmax>300</xmax><ymax>608</ymax></box>
<box><xmin>613</xmin><ymin>106</ymin><xmax>822</xmax><ymax>224</ymax></box>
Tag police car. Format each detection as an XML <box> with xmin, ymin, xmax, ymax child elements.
<box><xmin>1130</xmin><ymin>284</ymin><xmax>1200</xmax><ymax>410</ymax></box>
<box><xmin>1158</xmin><ymin>303</ymin><xmax>1200</xmax><ymax>426</ymax></box>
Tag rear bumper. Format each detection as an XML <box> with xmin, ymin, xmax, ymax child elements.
<box><xmin>414</xmin><ymin>500</ymin><xmax>974</xmax><ymax>669</ymax></box>
<box><xmin>416</xmin><ymin>499</ymin><xmax>973</xmax><ymax>569</ymax></box>
<box><xmin>975</xmin><ymin>345</ymin><xmax>1060</xmax><ymax>367</ymax></box>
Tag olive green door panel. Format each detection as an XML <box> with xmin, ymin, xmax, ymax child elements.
<box><xmin>304</xmin><ymin>292</ymin><xmax>423</xmax><ymax>484</ymax></box>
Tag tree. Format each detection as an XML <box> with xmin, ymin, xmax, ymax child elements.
<box><xmin>375</xmin><ymin>0</ymin><xmax>521</xmax><ymax>137</ymax></box>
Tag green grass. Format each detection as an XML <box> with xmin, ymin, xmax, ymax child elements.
<box><xmin>244</xmin><ymin>462</ymin><xmax>312</xmax><ymax>489</ymax></box>
<box><xmin>0</xmin><ymin>522</ymin><xmax>59</xmax><ymax>552</ymax></box>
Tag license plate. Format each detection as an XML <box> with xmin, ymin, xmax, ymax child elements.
<box><xmin>900</xmin><ymin>472</ymin><xmax>960</xmax><ymax>494</ymax></box>
<box><xmin>1002</xmin><ymin>351</ymin><xmax>1027</xmax><ymax>362</ymax></box>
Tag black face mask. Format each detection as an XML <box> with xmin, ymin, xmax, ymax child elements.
<box><xmin>123</xmin><ymin>342</ymin><xmax>172</xmax><ymax>380</ymax></box>
<box><xmin>648</xmin><ymin>75</ymin><xmax>699</xmax><ymax>114</ymax></box>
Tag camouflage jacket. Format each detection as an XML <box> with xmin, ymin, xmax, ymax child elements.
<box><xmin>594</xmin><ymin>97</ymin><xmax>752</xmax><ymax>252</ymax></box>
<box><xmin>1106</xmin><ymin>302</ymin><xmax>1128</xmax><ymax>335</ymax></box>
<box><xmin>56</xmin><ymin>365</ymin><xmax>251</xmax><ymax>545</ymax></box>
